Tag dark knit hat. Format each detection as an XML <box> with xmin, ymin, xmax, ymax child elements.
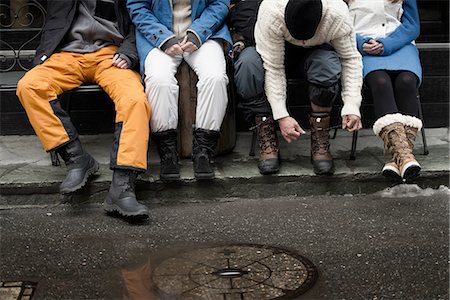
<box><xmin>285</xmin><ymin>0</ymin><xmax>323</xmax><ymax>40</ymax></box>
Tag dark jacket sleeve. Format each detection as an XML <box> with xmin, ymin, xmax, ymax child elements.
<box><xmin>117</xmin><ymin>23</ymin><xmax>139</xmax><ymax>69</ymax></box>
<box><xmin>33</xmin><ymin>0</ymin><xmax>77</xmax><ymax>66</ymax></box>
<box><xmin>116</xmin><ymin>0</ymin><xmax>139</xmax><ymax>69</ymax></box>
<box><xmin>228</xmin><ymin>0</ymin><xmax>260</xmax><ymax>47</ymax></box>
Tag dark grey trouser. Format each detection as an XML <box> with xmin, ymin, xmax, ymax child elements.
<box><xmin>234</xmin><ymin>44</ymin><xmax>342</xmax><ymax>125</ymax></box>
<box><xmin>285</xmin><ymin>43</ymin><xmax>342</xmax><ymax>108</ymax></box>
<box><xmin>233</xmin><ymin>46</ymin><xmax>271</xmax><ymax>125</ymax></box>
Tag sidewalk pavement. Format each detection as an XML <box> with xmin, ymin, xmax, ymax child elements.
<box><xmin>0</xmin><ymin>128</ymin><xmax>448</xmax><ymax>204</ymax></box>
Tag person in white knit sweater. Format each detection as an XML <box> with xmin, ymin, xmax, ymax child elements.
<box><xmin>254</xmin><ymin>0</ymin><xmax>363</xmax><ymax>175</ymax></box>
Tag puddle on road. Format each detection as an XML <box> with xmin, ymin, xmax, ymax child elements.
<box><xmin>121</xmin><ymin>244</ymin><xmax>317</xmax><ymax>300</ymax></box>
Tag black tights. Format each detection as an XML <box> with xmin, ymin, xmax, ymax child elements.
<box><xmin>365</xmin><ymin>70</ymin><xmax>420</xmax><ymax>119</ymax></box>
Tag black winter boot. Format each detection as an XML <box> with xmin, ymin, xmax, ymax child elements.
<box><xmin>103</xmin><ymin>169</ymin><xmax>149</xmax><ymax>218</ymax></box>
<box><xmin>57</xmin><ymin>138</ymin><xmax>99</xmax><ymax>194</ymax></box>
<box><xmin>153</xmin><ymin>130</ymin><xmax>180</xmax><ymax>180</ymax></box>
<box><xmin>192</xmin><ymin>129</ymin><xmax>220</xmax><ymax>180</ymax></box>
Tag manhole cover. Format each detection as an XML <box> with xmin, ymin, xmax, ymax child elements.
<box><xmin>0</xmin><ymin>281</ymin><xmax>37</xmax><ymax>300</ymax></box>
<box><xmin>152</xmin><ymin>244</ymin><xmax>317</xmax><ymax>299</ymax></box>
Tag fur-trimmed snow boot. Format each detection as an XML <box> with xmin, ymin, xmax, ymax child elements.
<box><xmin>375</xmin><ymin>114</ymin><xmax>421</xmax><ymax>181</ymax></box>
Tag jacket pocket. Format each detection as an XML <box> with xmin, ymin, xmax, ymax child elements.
<box><xmin>95</xmin><ymin>0</ymin><xmax>117</xmax><ymax>22</ymax></box>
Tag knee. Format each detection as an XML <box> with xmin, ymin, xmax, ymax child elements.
<box><xmin>17</xmin><ymin>74</ymin><xmax>53</xmax><ymax>104</ymax></box>
<box><xmin>200</xmin><ymin>70</ymin><xmax>228</xmax><ymax>87</ymax></box>
<box><xmin>118</xmin><ymin>94</ymin><xmax>150</xmax><ymax>114</ymax></box>
<box><xmin>396</xmin><ymin>73</ymin><xmax>417</xmax><ymax>92</ymax></box>
<box><xmin>235</xmin><ymin>48</ymin><xmax>264</xmax><ymax>75</ymax></box>
<box><xmin>366</xmin><ymin>71</ymin><xmax>391</xmax><ymax>89</ymax></box>
<box><xmin>144</xmin><ymin>69</ymin><xmax>177</xmax><ymax>89</ymax></box>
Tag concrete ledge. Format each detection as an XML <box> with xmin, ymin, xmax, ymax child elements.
<box><xmin>1</xmin><ymin>129</ymin><xmax>448</xmax><ymax>205</ymax></box>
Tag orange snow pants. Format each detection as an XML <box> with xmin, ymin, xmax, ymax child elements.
<box><xmin>16</xmin><ymin>46</ymin><xmax>150</xmax><ymax>172</ymax></box>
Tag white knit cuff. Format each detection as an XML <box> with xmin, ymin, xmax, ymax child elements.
<box><xmin>272</xmin><ymin>106</ymin><xmax>290</xmax><ymax>121</ymax></box>
<box><xmin>341</xmin><ymin>103</ymin><xmax>361</xmax><ymax>118</ymax></box>
<box><xmin>373</xmin><ymin>113</ymin><xmax>423</xmax><ymax>135</ymax></box>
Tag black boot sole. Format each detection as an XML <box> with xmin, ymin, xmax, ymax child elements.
<box><xmin>258</xmin><ymin>165</ymin><xmax>280</xmax><ymax>175</ymax></box>
<box><xmin>259</xmin><ymin>168</ymin><xmax>280</xmax><ymax>175</ymax></box>
<box><xmin>403</xmin><ymin>165</ymin><xmax>421</xmax><ymax>182</ymax></box>
<box><xmin>312</xmin><ymin>163</ymin><xmax>335</xmax><ymax>175</ymax></box>
<box><xmin>160</xmin><ymin>173</ymin><xmax>181</xmax><ymax>181</ymax></box>
<box><xmin>258</xmin><ymin>160</ymin><xmax>280</xmax><ymax>175</ymax></box>
<box><xmin>103</xmin><ymin>196</ymin><xmax>149</xmax><ymax>218</ymax></box>
<box><xmin>60</xmin><ymin>159</ymin><xmax>100</xmax><ymax>194</ymax></box>
<box><xmin>382</xmin><ymin>169</ymin><xmax>403</xmax><ymax>183</ymax></box>
<box><xmin>194</xmin><ymin>172</ymin><xmax>215</xmax><ymax>180</ymax></box>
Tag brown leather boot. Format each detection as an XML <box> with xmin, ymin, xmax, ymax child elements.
<box><xmin>255</xmin><ymin>115</ymin><xmax>280</xmax><ymax>174</ymax></box>
<box><xmin>379</xmin><ymin>122</ymin><xmax>420</xmax><ymax>181</ymax></box>
<box><xmin>309</xmin><ymin>113</ymin><xmax>334</xmax><ymax>175</ymax></box>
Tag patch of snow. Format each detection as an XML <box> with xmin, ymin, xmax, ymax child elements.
<box><xmin>376</xmin><ymin>184</ymin><xmax>450</xmax><ymax>198</ymax></box>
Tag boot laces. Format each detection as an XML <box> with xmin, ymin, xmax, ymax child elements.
<box><xmin>383</xmin><ymin>126</ymin><xmax>414</xmax><ymax>165</ymax></box>
<box><xmin>193</xmin><ymin>134</ymin><xmax>215</xmax><ymax>157</ymax></box>
<box><xmin>311</xmin><ymin>127</ymin><xmax>330</xmax><ymax>154</ymax></box>
<box><xmin>257</xmin><ymin>118</ymin><xmax>278</xmax><ymax>155</ymax></box>
<box><xmin>404</xmin><ymin>126</ymin><xmax>417</xmax><ymax>149</ymax></box>
<box><xmin>161</xmin><ymin>147</ymin><xmax>178</xmax><ymax>164</ymax></box>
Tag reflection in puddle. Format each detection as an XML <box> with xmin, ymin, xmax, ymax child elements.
<box><xmin>122</xmin><ymin>244</ymin><xmax>317</xmax><ymax>300</ymax></box>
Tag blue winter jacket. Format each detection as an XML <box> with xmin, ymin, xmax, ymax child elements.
<box><xmin>127</xmin><ymin>0</ymin><xmax>232</xmax><ymax>72</ymax></box>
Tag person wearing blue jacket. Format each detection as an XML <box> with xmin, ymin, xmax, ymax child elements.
<box><xmin>347</xmin><ymin>0</ymin><xmax>423</xmax><ymax>182</ymax></box>
<box><xmin>127</xmin><ymin>0</ymin><xmax>232</xmax><ymax>180</ymax></box>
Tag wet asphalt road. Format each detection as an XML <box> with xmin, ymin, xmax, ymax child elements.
<box><xmin>0</xmin><ymin>192</ymin><xmax>448</xmax><ymax>299</ymax></box>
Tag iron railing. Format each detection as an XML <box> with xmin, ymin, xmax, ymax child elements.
<box><xmin>0</xmin><ymin>0</ymin><xmax>46</xmax><ymax>71</ymax></box>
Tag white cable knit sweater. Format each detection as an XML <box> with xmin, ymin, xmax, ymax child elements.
<box><xmin>255</xmin><ymin>0</ymin><xmax>363</xmax><ymax>120</ymax></box>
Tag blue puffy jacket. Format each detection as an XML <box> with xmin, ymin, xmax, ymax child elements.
<box><xmin>127</xmin><ymin>0</ymin><xmax>232</xmax><ymax>72</ymax></box>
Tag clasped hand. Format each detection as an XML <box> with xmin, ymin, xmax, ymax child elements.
<box><xmin>112</xmin><ymin>54</ymin><xmax>130</xmax><ymax>69</ymax></box>
<box><xmin>165</xmin><ymin>36</ymin><xmax>198</xmax><ymax>57</ymax></box>
<box><xmin>363</xmin><ymin>39</ymin><xmax>384</xmax><ymax>55</ymax></box>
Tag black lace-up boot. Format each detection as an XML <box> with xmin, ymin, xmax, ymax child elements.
<box><xmin>104</xmin><ymin>169</ymin><xmax>149</xmax><ymax>218</ymax></box>
<box><xmin>153</xmin><ymin>130</ymin><xmax>180</xmax><ymax>180</ymax></box>
<box><xmin>192</xmin><ymin>128</ymin><xmax>220</xmax><ymax>180</ymax></box>
<box><xmin>56</xmin><ymin>138</ymin><xmax>99</xmax><ymax>194</ymax></box>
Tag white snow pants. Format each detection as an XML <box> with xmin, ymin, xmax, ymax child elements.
<box><xmin>144</xmin><ymin>40</ymin><xmax>229</xmax><ymax>132</ymax></box>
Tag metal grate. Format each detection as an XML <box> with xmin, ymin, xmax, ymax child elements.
<box><xmin>151</xmin><ymin>244</ymin><xmax>317</xmax><ymax>299</ymax></box>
